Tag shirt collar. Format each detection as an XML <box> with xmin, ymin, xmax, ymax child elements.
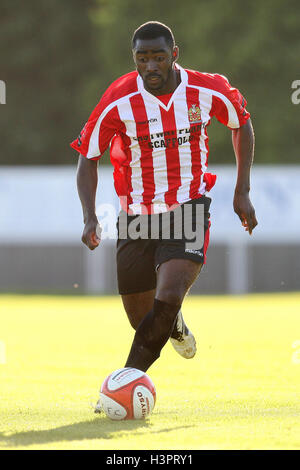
<box><xmin>136</xmin><ymin>64</ymin><xmax>188</xmax><ymax>111</ymax></box>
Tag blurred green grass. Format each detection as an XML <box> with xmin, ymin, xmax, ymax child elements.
<box><xmin>0</xmin><ymin>293</ymin><xmax>299</xmax><ymax>449</ymax></box>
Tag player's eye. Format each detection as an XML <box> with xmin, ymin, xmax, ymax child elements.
<box><xmin>156</xmin><ymin>56</ymin><xmax>165</xmax><ymax>62</ymax></box>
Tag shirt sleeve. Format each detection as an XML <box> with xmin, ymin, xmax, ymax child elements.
<box><xmin>211</xmin><ymin>74</ymin><xmax>250</xmax><ymax>129</ymax></box>
<box><xmin>70</xmin><ymin>96</ymin><xmax>121</xmax><ymax>160</ymax></box>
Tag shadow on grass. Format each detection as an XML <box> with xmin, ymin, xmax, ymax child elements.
<box><xmin>0</xmin><ymin>415</ymin><xmax>194</xmax><ymax>448</ymax></box>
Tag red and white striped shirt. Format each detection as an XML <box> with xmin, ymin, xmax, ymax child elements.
<box><xmin>70</xmin><ymin>65</ymin><xmax>250</xmax><ymax>214</ymax></box>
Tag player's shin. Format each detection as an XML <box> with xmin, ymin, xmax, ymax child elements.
<box><xmin>124</xmin><ymin>298</ymin><xmax>181</xmax><ymax>372</ymax></box>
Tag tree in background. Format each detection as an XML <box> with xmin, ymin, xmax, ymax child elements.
<box><xmin>0</xmin><ymin>0</ymin><xmax>100</xmax><ymax>165</ymax></box>
<box><xmin>0</xmin><ymin>0</ymin><xmax>298</xmax><ymax>165</ymax></box>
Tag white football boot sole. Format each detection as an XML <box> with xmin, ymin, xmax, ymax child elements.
<box><xmin>169</xmin><ymin>311</ymin><xmax>197</xmax><ymax>359</ymax></box>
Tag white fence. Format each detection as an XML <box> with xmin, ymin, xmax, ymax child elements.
<box><xmin>0</xmin><ymin>165</ymin><xmax>299</xmax><ymax>293</ymax></box>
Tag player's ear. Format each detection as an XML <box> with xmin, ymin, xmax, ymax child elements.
<box><xmin>172</xmin><ymin>46</ymin><xmax>179</xmax><ymax>65</ymax></box>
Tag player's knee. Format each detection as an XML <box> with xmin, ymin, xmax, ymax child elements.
<box><xmin>156</xmin><ymin>288</ymin><xmax>184</xmax><ymax>307</ymax></box>
<box><xmin>127</xmin><ymin>315</ymin><xmax>139</xmax><ymax>330</ymax></box>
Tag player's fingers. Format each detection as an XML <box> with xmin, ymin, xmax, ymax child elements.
<box><xmin>249</xmin><ymin>210</ymin><xmax>258</xmax><ymax>230</ymax></box>
<box><xmin>81</xmin><ymin>231</ymin><xmax>100</xmax><ymax>250</ymax></box>
<box><xmin>86</xmin><ymin>236</ymin><xmax>99</xmax><ymax>250</ymax></box>
<box><xmin>87</xmin><ymin>242</ymin><xmax>97</xmax><ymax>251</ymax></box>
<box><xmin>242</xmin><ymin>219</ymin><xmax>251</xmax><ymax>234</ymax></box>
<box><xmin>235</xmin><ymin>209</ymin><xmax>244</xmax><ymax>223</ymax></box>
<box><xmin>234</xmin><ymin>205</ymin><xmax>243</xmax><ymax>220</ymax></box>
<box><xmin>239</xmin><ymin>212</ymin><xmax>248</xmax><ymax>225</ymax></box>
<box><xmin>245</xmin><ymin>211</ymin><xmax>258</xmax><ymax>235</ymax></box>
<box><xmin>91</xmin><ymin>232</ymin><xmax>100</xmax><ymax>246</ymax></box>
<box><xmin>252</xmin><ymin>212</ymin><xmax>258</xmax><ymax>229</ymax></box>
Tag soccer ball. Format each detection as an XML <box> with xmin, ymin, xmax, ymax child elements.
<box><xmin>100</xmin><ymin>367</ymin><xmax>156</xmax><ymax>420</ymax></box>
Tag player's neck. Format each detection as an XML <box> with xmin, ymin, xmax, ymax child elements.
<box><xmin>147</xmin><ymin>69</ymin><xmax>181</xmax><ymax>97</ymax></box>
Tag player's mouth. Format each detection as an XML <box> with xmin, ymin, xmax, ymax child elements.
<box><xmin>146</xmin><ymin>74</ymin><xmax>162</xmax><ymax>86</ymax></box>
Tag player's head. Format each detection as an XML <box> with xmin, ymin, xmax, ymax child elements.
<box><xmin>132</xmin><ymin>21</ymin><xmax>175</xmax><ymax>50</ymax></box>
<box><xmin>132</xmin><ymin>21</ymin><xmax>179</xmax><ymax>92</ymax></box>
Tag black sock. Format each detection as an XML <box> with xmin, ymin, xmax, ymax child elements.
<box><xmin>125</xmin><ymin>298</ymin><xmax>181</xmax><ymax>372</ymax></box>
<box><xmin>170</xmin><ymin>310</ymin><xmax>184</xmax><ymax>340</ymax></box>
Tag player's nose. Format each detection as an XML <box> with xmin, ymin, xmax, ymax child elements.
<box><xmin>145</xmin><ymin>59</ymin><xmax>159</xmax><ymax>74</ymax></box>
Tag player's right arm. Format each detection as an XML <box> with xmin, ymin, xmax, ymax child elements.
<box><xmin>72</xmin><ymin>83</ymin><xmax>125</xmax><ymax>250</ymax></box>
<box><xmin>71</xmin><ymin>72</ymin><xmax>138</xmax><ymax>248</ymax></box>
<box><xmin>77</xmin><ymin>155</ymin><xmax>101</xmax><ymax>250</ymax></box>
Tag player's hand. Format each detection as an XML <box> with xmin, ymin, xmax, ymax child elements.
<box><xmin>81</xmin><ymin>217</ymin><xmax>101</xmax><ymax>250</ymax></box>
<box><xmin>233</xmin><ymin>191</ymin><xmax>258</xmax><ymax>235</ymax></box>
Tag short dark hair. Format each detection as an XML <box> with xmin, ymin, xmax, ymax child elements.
<box><xmin>132</xmin><ymin>21</ymin><xmax>175</xmax><ymax>50</ymax></box>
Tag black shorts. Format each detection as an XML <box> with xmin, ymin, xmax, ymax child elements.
<box><xmin>116</xmin><ymin>196</ymin><xmax>211</xmax><ymax>295</ymax></box>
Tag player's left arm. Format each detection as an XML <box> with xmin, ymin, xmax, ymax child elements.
<box><xmin>231</xmin><ymin>118</ymin><xmax>258</xmax><ymax>235</ymax></box>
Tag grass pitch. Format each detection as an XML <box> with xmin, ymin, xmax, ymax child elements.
<box><xmin>0</xmin><ymin>293</ymin><xmax>300</xmax><ymax>450</ymax></box>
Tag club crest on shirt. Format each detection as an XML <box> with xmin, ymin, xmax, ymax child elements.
<box><xmin>188</xmin><ymin>104</ymin><xmax>202</xmax><ymax>123</ymax></box>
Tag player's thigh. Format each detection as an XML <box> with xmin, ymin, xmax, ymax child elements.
<box><xmin>116</xmin><ymin>239</ymin><xmax>157</xmax><ymax>296</ymax></box>
<box><xmin>121</xmin><ymin>289</ymin><xmax>156</xmax><ymax>330</ymax></box>
<box><xmin>156</xmin><ymin>258</ymin><xmax>202</xmax><ymax>305</ymax></box>
<box><xmin>154</xmin><ymin>197</ymin><xmax>211</xmax><ymax>305</ymax></box>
